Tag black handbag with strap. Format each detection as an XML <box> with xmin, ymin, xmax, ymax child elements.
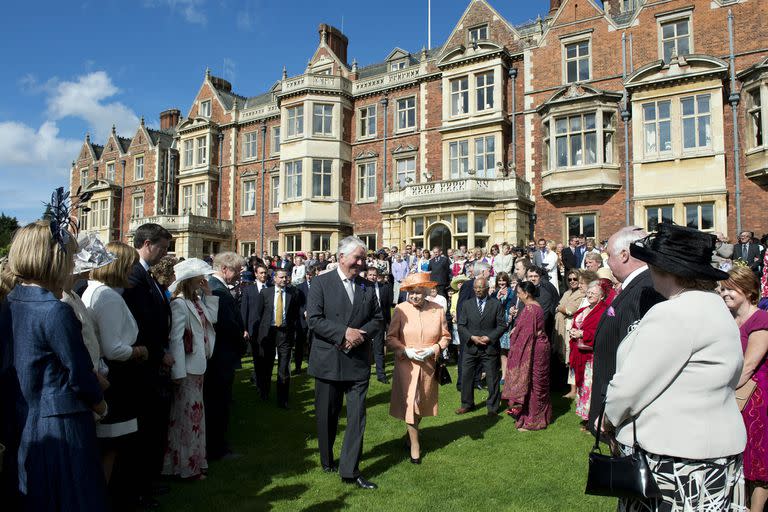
<box><xmin>585</xmin><ymin>405</ymin><xmax>662</xmax><ymax>499</ymax></box>
<box><xmin>435</xmin><ymin>355</ymin><xmax>452</xmax><ymax>386</ymax></box>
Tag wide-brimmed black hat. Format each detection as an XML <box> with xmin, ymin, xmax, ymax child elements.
<box><xmin>629</xmin><ymin>222</ymin><xmax>728</xmax><ymax>281</ymax></box>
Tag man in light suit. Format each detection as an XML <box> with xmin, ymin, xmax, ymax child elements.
<box><xmin>532</xmin><ymin>238</ymin><xmax>548</xmax><ymax>268</ymax></box>
<box><xmin>251</xmin><ymin>268</ymin><xmax>299</xmax><ymax>408</ymax></box>
<box><xmin>307</xmin><ymin>236</ymin><xmax>383</xmax><ymax>490</ymax></box>
<box><xmin>206</xmin><ymin>252</ymin><xmax>246</xmax><ymax>460</ymax></box>
<box><xmin>456</xmin><ymin>276</ymin><xmax>506</xmax><ymax>416</ymax></box>
<box><xmin>733</xmin><ymin>230</ymin><xmax>764</xmax><ymax>277</ymax></box>
<box><xmin>365</xmin><ymin>266</ymin><xmax>393</xmax><ymax>384</ymax></box>
<box><xmin>588</xmin><ymin>227</ymin><xmax>665</xmax><ymax>432</ymax></box>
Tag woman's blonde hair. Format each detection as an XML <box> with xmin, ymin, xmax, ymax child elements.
<box><xmin>0</xmin><ymin>258</ymin><xmax>18</xmax><ymax>301</ymax></box>
<box><xmin>172</xmin><ymin>277</ymin><xmax>200</xmax><ymax>300</ymax></box>
<box><xmin>8</xmin><ymin>221</ymin><xmax>76</xmax><ymax>294</ymax></box>
<box><xmin>91</xmin><ymin>242</ymin><xmax>138</xmax><ymax>288</ymax></box>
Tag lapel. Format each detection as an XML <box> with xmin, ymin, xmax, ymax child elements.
<box><xmin>184</xmin><ymin>299</ymin><xmax>204</xmax><ymax>328</ymax></box>
<box><xmin>143</xmin><ymin>265</ymin><xmax>165</xmax><ymax>305</ymax></box>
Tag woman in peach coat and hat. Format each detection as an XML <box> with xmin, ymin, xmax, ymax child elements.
<box><xmin>386</xmin><ymin>272</ymin><xmax>451</xmax><ymax>464</ymax></box>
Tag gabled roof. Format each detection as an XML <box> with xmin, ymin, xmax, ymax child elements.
<box><xmin>386</xmin><ymin>48</ymin><xmax>410</xmax><ymax>61</ymax></box>
<box><xmin>117</xmin><ymin>136</ymin><xmax>132</xmax><ymax>153</ymax></box>
<box><xmin>537</xmin><ymin>83</ymin><xmax>623</xmax><ymax>115</ymax></box>
<box><xmin>91</xmin><ymin>143</ymin><xmax>104</xmax><ymax>160</ymax></box>
<box><xmin>147</xmin><ymin>128</ymin><xmax>174</xmax><ymax>146</ymax></box>
<box><xmin>737</xmin><ymin>56</ymin><xmax>768</xmax><ymax>81</ymax></box>
<box><xmin>356</xmin><ymin>46</ymin><xmax>442</xmax><ymax>80</ymax></box>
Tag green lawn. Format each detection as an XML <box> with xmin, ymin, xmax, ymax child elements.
<box><xmin>160</xmin><ymin>358</ymin><xmax>616</xmax><ymax>511</ymax></box>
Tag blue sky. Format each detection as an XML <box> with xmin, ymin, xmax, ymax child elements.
<box><xmin>0</xmin><ymin>0</ymin><xmax>547</xmax><ymax>222</ymax></box>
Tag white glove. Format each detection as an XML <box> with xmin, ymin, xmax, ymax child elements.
<box><xmin>404</xmin><ymin>347</ymin><xmax>419</xmax><ymax>360</ymax></box>
<box><xmin>414</xmin><ymin>347</ymin><xmax>435</xmax><ymax>362</ymax></box>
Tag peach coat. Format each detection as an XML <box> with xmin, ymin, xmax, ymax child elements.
<box><xmin>386</xmin><ymin>301</ymin><xmax>451</xmax><ymax>423</ymax></box>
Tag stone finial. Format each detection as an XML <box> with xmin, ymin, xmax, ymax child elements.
<box><xmin>421</xmin><ymin>46</ymin><xmax>428</xmax><ymax>62</ymax></box>
<box><xmin>85</xmin><ymin>132</ymin><xmax>90</xmax><ymax>143</ymax></box>
<box><xmin>205</xmin><ymin>67</ymin><xmax>211</xmax><ymax>80</ymax></box>
<box><xmin>111</xmin><ymin>124</ymin><xmax>116</xmax><ymax>135</ymax></box>
<box><xmin>351</xmin><ymin>59</ymin><xmax>358</xmax><ymax>73</ymax></box>
<box><xmin>321</xmin><ymin>25</ymin><xmax>327</xmax><ymax>44</ymax></box>
<box><xmin>233</xmin><ymin>97</ymin><xmax>239</xmax><ymax>110</ymax></box>
<box><xmin>140</xmin><ymin>116</ymin><xmax>145</xmax><ymax>126</ymax></box>
<box><xmin>282</xmin><ymin>65</ymin><xmax>288</xmax><ymax>80</ymax></box>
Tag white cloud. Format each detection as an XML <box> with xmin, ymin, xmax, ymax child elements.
<box><xmin>222</xmin><ymin>57</ymin><xmax>237</xmax><ymax>82</ymax></box>
<box><xmin>144</xmin><ymin>0</ymin><xmax>207</xmax><ymax>25</ymax></box>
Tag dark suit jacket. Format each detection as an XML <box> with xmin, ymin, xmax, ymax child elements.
<box><xmin>733</xmin><ymin>243</ymin><xmax>764</xmax><ymax>274</ymax></box>
<box><xmin>537</xmin><ymin>280</ymin><xmax>559</xmax><ymax>323</ymax></box>
<box><xmin>295</xmin><ymin>281</ymin><xmax>311</xmax><ymax>330</ymax></box>
<box><xmin>588</xmin><ymin>268</ymin><xmax>665</xmax><ymax>429</ymax></box>
<box><xmin>427</xmin><ymin>256</ymin><xmax>451</xmax><ymax>288</ymax></box>
<box><xmin>371</xmin><ymin>281</ymin><xmax>393</xmax><ymax>325</ymax></box>
<box><xmin>457</xmin><ymin>296</ymin><xmax>507</xmax><ymax>356</ymax></box>
<box><xmin>561</xmin><ymin>247</ymin><xmax>577</xmax><ymax>270</ymax></box>
<box><xmin>277</xmin><ymin>259</ymin><xmax>294</xmax><ymax>274</ymax></box>
<box><xmin>122</xmin><ymin>262</ymin><xmax>171</xmax><ymax>367</ymax></box>
<box><xmin>456</xmin><ymin>277</ymin><xmax>489</xmax><ymax>322</ymax></box>
<box><xmin>254</xmin><ymin>286</ymin><xmax>299</xmax><ymax>348</ymax></box>
<box><xmin>240</xmin><ymin>280</ymin><xmax>269</xmax><ymax>336</ymax></box>
<box><xmin>307</xmin><ymin>270</ymin><xmax>384</xmax><ymax>382</ymax></box>
<box><xmin>208</xmin><ymin>275</ymin><xmax>246</xmax><ymax>367</ymax></box>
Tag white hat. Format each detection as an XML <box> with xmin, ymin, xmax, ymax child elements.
<box><xmin>73</xmin><ymin>232</ymin><xmax>116</xmax><ymax>275</ymax></box>
<box><xmin>168</xmin><ymin>258</ymin><xmax>214</xmax><ymax>293</ymax></box>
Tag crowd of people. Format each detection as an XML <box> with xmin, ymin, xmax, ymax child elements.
<box><xmin>1</xmin><ymin>187</ymin><xmax>768</xmax><ymax>510</ymax></box>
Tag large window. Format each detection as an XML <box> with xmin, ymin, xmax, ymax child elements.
<box><xmin>474</xmin><ymin>136</ymin><xmax>495</xmax><ymax>177</ymax></box>
<box><xmin>359</xmin><ymin>105</ymin><xmax>376</xmax><ymax>138</ymax></box>
<box><xmin>195</xmin><ymin>183</ymin><xmax>206</xmax><ymax>215</ymax></box>
<box><xmin>396</xmin><ymin>157</ymin><xmax>416</xmax><ymax>188</ymax></box>
<box><xmin>199</xmin><ymin>100</ymin><xmax>211</xmax><ymax>117</ymax></box>
<box><xmin>285</xmin><ymin>234</ymin><xmax>301</xmax><ymax>253</ymax></box>
<box><xmin>243</xmin><ymin>132</ymin><xmax>258</xmax><ymax>159</ymax></box>
<box><xmin>565</xmin><ymin>41</ymin><xmax>590</xmax><ymax>83</ymax></box>
<box><xmin>311</xmin><ymin>233</ymin><xmax>331</xmax><ymax>252</ymax></box>
<box><xmin>287</xmin><ymin>105</ymin><xmax>304</xmax><ymax>137</ymax></box>
<box><xmin>271</xmin><ymin>175</ymin><xmax>280</xmax><ymax>210</ymax></box>
<box><xmin>555</xmin><ymin>113</ymin><xmax>597</xmax><ymax>168</ymax></box>
<box><xmin>468</xmin><ymin>25</ymin><xmax>488</xmax><ymax>43</ymax></box>
<box><xmin>681</xmin><ymin>94</ymin><xmax>711</xmax><ymax>150</ymax></box>
<box><xmin>313</xmin><ymin>104</ymin><xmax>333</xmax><ymax>135</ymax></box>
<box><xmin>643</xmin><ymin>100</ymin><xmax>672</xmax><ymax>156</ymax></box>
<box><xmin>184</xmin><ymin>140</ymin><xmax>194</xmax><ymax>167</ymax></box>
<box><xmin>272</xmin><ymin>126</ymin><xmax>281</xmax><ymax>154</ymax></box>
<box><xmin>312</xmin><ymin>159</ymin><xmax>332</xmax><ymax>198</ymax></box>
<box><xmin>645</xmin><ymin>205</ymin><xmax>674</xmax><ymax>231</ymax></box>
<box><xmin>357</xmin><ymin>162</ymin><xmax>376</xmax><ymax>201</ymax></box>
<box><xmin>196</xmin><ymin>136</ymin><xmax>208</xmax><ymax>165</ymax></box>
<box><xmin>476</xmin><ymin>72</ymin><xmax>494</xmax><ymax>111</ymax></box>
<box><xmin>474</xmin><ymin>213</ymin><xmax>488</xmax><ymax>233</ymax></box>
<box><xmin>685</xmin><ymin>203</ymin><xmax>714</xmax><ymax>232</ymax></box>
<box><xmin>99</xmin><ymin>199</ymin><xmax>109</xmax><ymax>227</ymax></box>
<box><xmin>748</xmin><ymin>88</ymin><xmax>763</xmax><ymax>149</ymax></box>
<box><xmin>242</xmin><ymin>180</ymin><xmax>256</xmax><ymax>214</ymax></box>
<box><xmin>660</xmin><ymin>18</ymin><xmax>691</xmax><ymax>62</ymax></box>
<box><xmin>80</xmin><ymin>169</ymin><xmax>89</xmax><ymax>187</ymax></box>
<box><xmin>358</xmin><ymin>234</ymin><xmax>377</xmax><ymax>251</ymax></box>
<box><xmin>79</xmin><ymin>207</ymin><xmax>88</xmax><ymax>231</ymax></box>
<box><xmin>397</xmin><ymin>97</ymin><xmax>416</xmax><ymax>131</ymax></box>
<box><xmin>285</xmin><ymin>160</ymin><xmax>302</xmax><ymax>200</ymax></box>
<box><xmin>106</xmin><ymin>162</ymin><xmax>116</xmax><ymax>182</ymax></box>
<box><xmin>449</xmin><ymin>140</ymin><xmax>469</xmax><ymax>178</ymax></box>
<box><xmin>131</xmin><ymin>196</ymin><xmax>143</xmax><ymax>220</ymax></box>
<box><xmin>567</xmin><ymin>213</ymin><xmax>596</xmax><ymax>239</ymax></box>
<box><xmin>134</xmin><ymin>156</ymin><xmax>144</xmax><ymax>180</ymax></box>
<box><xmin>450</xmin><ymin>77</ymin><xmax>469</xmax><ymax>116</ymax></box>
<box><xmin>182</xmin><ymin>185</ymin><xmax>193</xmax><ymax>212</ymax></box>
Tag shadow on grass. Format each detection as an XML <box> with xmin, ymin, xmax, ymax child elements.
<box><xmin>298</xmin><ymin>492</ymin><xmax>352</xmax><ymax>512</ymax></box>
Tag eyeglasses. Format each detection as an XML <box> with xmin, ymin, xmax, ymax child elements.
<box><xmin>567</xmin><ymin>278</ymin><xmax>579</xmax><ymax>282</ymax></box>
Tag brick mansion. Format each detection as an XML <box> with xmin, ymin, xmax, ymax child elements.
<box><xmin>70</xmin><ymin>0</ymin><xmax>768</xmax><ymax>258</ymax></box>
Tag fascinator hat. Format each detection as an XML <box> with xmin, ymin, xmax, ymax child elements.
<box><xmin>73</xmin><ymin>232</ymin><xmax>116</xmax><ymax>274</ymax></box>
<box><xmin>168</xmin><ymin>258</ymin><xmax>214</xmax><ymax>293</ymax></box>
<box><xmin>629</xmin><ymin>222</ymin><xmax>728</xmax><ymax>281</ymax></box>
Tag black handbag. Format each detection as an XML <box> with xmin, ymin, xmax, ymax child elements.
<box><xmin>435</xmin><ymin>356</ymin><xmax>452</xmax><ymax>386</ymax></box>
<box><xmin>585</xmin><ymin>405</ymin><xmax>662</xmax><ymax>499</ymax></box>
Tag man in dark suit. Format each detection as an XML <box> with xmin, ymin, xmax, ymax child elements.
<box><xmin>733</xmin><ymin>230</ymin><xmax>764</xmax><ymax>277</ymax></box>
<box><xmin>241</xmin><ymin>263</ymin><xmax>270</xmax><ymax>376</ymax></box>
<box><xmin>561</xmin><ymin>236</ymin><xmax>578</xmax><ymax>271</ymax></box>
<box><xmin>206</xmin><ymin>252</ymin><xmax>247</xmax><ymax>460</ymax></box>
<box><xmin>365</xmin><ymin>266</ymin><xmax>393</xmax><ymax>383</ymax></box>
<box><xmin>307</xmin><ymin>236</ymin><xmax>383</xmax><ymax>490</ymax></box>
<box><xmin>427</xmin><ymin>245</ymin><xmax>451</xmax><ymax>299</ymax></box>
<box><xmin>277</xmin><ymin>252</ymin><xmax>294</xmax><ymax>274</ymax></box>
<box><xmin>121</xmin><ymin>223</ymin><xmax>172</xmax><ymax>508</ymax></box>
<box><xmin>456</xmin><ymin>276</ymin><xmax>506</xmax><ymax>416</ymax></box>
<box><xmin>250</xmin><ymin>268</ymin><xmax>299</xmax><ymax>408</ymax></box>
<box><xmin>525</xmin><ymin>266</ymin><xmax>558</xmax><ymax>337</ymax></box>
<box><xmin>455</xmin><ymin>261</ymin><xmax>491</xmax><ymax>391</ymax></box>
<box><xmin>293</xmin><ymin>265</ymin><xmax>317</xmax><ymax>375</ymax></box>
<box><xmin>574</xmin><ymin>234</ymin><xmax>587</xmax><ymax>268</ymax></box>
<box><xmin>588</xmin><ymin>227</ymin><xmax>665</xmax><ymax>432</ymax></box>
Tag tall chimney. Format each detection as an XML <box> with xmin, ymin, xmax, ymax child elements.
<box><xmin>319</xmin><ymin>23</ymin><xmax>348</xmax><ymax>65</ymax></box>
<box><xmin>549</xmin><ymin>0</ymin><xmax>561</xmax><ymax>14</ymax></box>
<box><xmin>160</xmin><ymin>109</ymin><xmax>180</xmax><ymax>130</ymax></box>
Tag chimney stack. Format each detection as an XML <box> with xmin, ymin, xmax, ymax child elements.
<box><xmin>160</xmin><ymin>109</ymin><xmax>180</xmax><ymax>130</ymax></box>
<box><xmin>319</xmin><ymin>23</ymin><xmax>348</xmax><ymax>65</ymax></box>
<box><xmin>549</xmin><ymin>0</ymin><xmax>561</xmax><ymax>14</ymax></box>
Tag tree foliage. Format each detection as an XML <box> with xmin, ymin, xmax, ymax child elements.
<box><xmin>0</xmin><ymin>213</ymin><xmax>20</xmax><ymax>257</ymax></box>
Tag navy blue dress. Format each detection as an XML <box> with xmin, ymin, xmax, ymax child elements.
<box><xmin>7</xmin><ymin>285</ymin><xmax>107</xmax><ymax>511</ymax></box>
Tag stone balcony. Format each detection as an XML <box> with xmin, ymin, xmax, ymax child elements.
<box><xmin>278</xmin><ymin>73</ymin><xmax>352</xmax><ymax>98</ymax></box>
<box><xmin>541</xmin><ymin>165</ymin><xmax>621</xmax><ymax>201</ymax></box>
<box><xmin>745</xmin><ymin>147</ymin><xmax>768</xmax><ymax>186</ymax></box>
<box><xmin>382</xmin><ymin>175</ymin><xmax>532</xmax><ymax>213</ymax></box>
<box><xmin>128</xmin><ymin>214</ymin><xmax>232</xmax><ymax>237</ymax></box>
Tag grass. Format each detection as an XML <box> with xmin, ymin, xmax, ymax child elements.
<box><xmin>159</xmin><ymin>357</ymin><xmax>616</xmax><ymax>512</ymax></box>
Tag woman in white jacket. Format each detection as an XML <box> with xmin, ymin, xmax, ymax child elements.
<box><xmin>161</xmin><ymin>259</ymin><xmax>218</xmax><ymax>480</ymax></box>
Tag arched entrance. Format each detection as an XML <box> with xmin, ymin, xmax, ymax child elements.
<box><xmin>427</xmin><ymin>223</ymin><xmax>452</xmax><ymax>251</ymax></box>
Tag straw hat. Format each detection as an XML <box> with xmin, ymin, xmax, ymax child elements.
<box><xmin>168</xmin><ymin>258</ymin><xmax>215</xmax><ymax>293</ymax></box>
<box><xmin>450</xmin><ymin>274</ymin><xmax>469</xmax><ymax>291</ymax></box>
<box><xmin>400</xmin><ymin>272</ymin><xmax>438</xmax><ymax>291</ymax></box>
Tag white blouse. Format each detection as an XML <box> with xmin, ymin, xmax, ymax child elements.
<box><xmin>81</xmin><ymin>280</ymin><xmax>138</xmax><ymax>362</ymax></box>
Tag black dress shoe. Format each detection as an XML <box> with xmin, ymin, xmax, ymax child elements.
<box><xmin>322</xmin><ymin>464</ymin><xmax>337</xmax><ymax>473</ymax></box>
<box><xmin>409</xmin><ymin>456</ymin><xmax>421</xmax><ymax>464</ymax></box>
<box><xmin>377</xmin><ymin>376</ymin><xmax>390</xmax><ymax>384</ymax></box>
<box><xmin>342</xmin><ymin>476</ymin><xmax>377</xmax><ymax>489</ymax></box>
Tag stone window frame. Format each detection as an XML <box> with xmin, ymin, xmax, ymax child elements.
<box><xmin>645</xmin><ymin>204</ymin><xmax>675</xmax><ymax>232</ymax></box>
<box><xmin>183</xmin><ymin>139</ymin><xmax>194</xmax><ymax>168</ymax></box>
<box><xmin>565</xmin><ymin>212</ymin><xmax>598</xmax><ymax>240</ymax></box>
<box><xmin>467</xmin><ymin>23</ymin><xmax>489</xmax><ymax>45</ymax></box>
<box><xmin>181</xmin><ymin>184</ymin><xmax>193</xmax><ymax>214</ymax></box>
<box><xmin>311</xmin><ymin>158</ymin><xmax>333</xmax><ymax>198</ymax></box>
<box><xmin>311</xmin><ymin>232</ymin><xmax>332</xmax><ymax>252</ymax></box>
<box><xmin>240</xmin><ymin>241</ymin><xmax>256</xmax><ymax>257</ymax></box>
<box><xmin>745</xmin><ymin>84</ymin><xmax>765</xmax><ymax>151</ymax></box>
<box><xmin>656</xmin><ymin>9</ymin><xmax>694</xmax><ymax>63</ymax></box>
<box><xmin>312</xmin><ymin>103</ymin><xmax>334</xmax><ymax>137</ymax></box>
<box><xmin>284</xmin><ymin>233</ymin><xmax>302</xmax><ymax>254</ymax></box>
<box><xmin>194</xmin><ymin>182</ymin><xmax>208</xmax><ymax>216</ymax></box>
<box><xmin>560</xmin><ymin>32</ymin><xmax>593</xmax><ymax>85</ymax></box>
<box><xmin>196</xmin><ymin>135</ymin><xmax>208</xmax><ymax>165</ymax></box>
<box><xmin>286</xmin><ymin>104</ymin><xmax>305</xmax><ymax>139</ymax></box>
<box><xmin>242</xmin><ymin>131</ymin><xmax>259</xmax><ymax>161</ymax></box>
<box><xmin>395</xmin><ymin>96</ymin><xmax>417</xmax><ymax>133</ymax></box>
<box><xmin>270</xmin><ymin>168</ymin><xmax>281</xmax><ymax>212</ymax></box>
<box><xmin>131</xmin><ymin>194</ymin><xmax>144</xmax><ymax>221</ymax></box>
<box><xmin>80</xmin><ymin>167</ymin><xmax>89</xmax><ymax>187</ymax></box>
<box><xmin>134</xmin><ymin>154</ymin><xmax>145</xmax><ymax>181</ymax></box>
<box><xmin>475</xmin><ymin>70</ymin><xmax>495</xmax><ymax>112</ymax></box>
<box><xmin>241</xmin><ymin>179</ymin><xmax>257</xmax><ymax>215</ymax></box>
<box><xmin>199</xmin><ymin>99</ymin><xmax>212</xmax><ymax>118</ymax></box>
<box><xmin>449</xmin><ymin>76</ymin><xmax>469</xmax><ymax>117</ymax></box>
<box><xmin>356</xmin><ymin>160</ymin><xmax>377</xmax><ymax>203</ymax></box>
<box><xmin>284</xmin><ymin>159</ymin><xmax>303</xmax><ymax>202</ymax></box>
<box><xmin>271</xmin><ymin>126</ymin><xmax>281</xmax><ymax>155</ymax></box>
<box><xmin>390</xmin><ymin>60</ymin><xmax>407</xmax><ymax>72</ymax></box>
<box><xmin>357</xmin><ymin>233</ymin><xmax>377</xmax><ymax>251</ymax></box>
<box><xmin>684</xmin><ymin>202</ymin><xmax>715</xmax><ymax>232</ymax></box>
<box><xmin>680</xmin><ymin>93</ymin><xmax>712</xmax><ymax>151</ymax></box>
<box><xmin>395</xmin><ymin>155</ymin><xmax>417</xmax><ymax>188</ymax></box>
<box><xmin>358</xmin><ymin>104</ymin><xmax>377</xmax><ymax>140</ymax></box>
<box><xmin>474</xmin><ymin>135</ymin><xmax>496</xmax><ymax>177</ymax></box>
<box><xmin>105</xmin><ymin>160</ymin><xmax>116</xmax><ymax>182</ymax></box>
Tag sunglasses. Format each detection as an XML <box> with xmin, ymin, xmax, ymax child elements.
<box><xmin>567</xmin><ymin>277</ymin><xmax>579</xmax><ymax>282</ymax></box>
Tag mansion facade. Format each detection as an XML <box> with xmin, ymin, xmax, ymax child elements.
<box><xmin>70</xmin><ymin>0</ymin><xmax>768</xmax><ymax>258</ymax></box>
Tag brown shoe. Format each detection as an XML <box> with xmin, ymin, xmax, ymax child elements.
<box><xmin>455</xmin><ymin>406</ymin><xmax>473</xmax><ymax>415</ymax></box>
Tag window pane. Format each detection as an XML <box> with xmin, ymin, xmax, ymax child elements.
<box><xmin>676</xmin><ymin>20</ymin><xmax>689</xmax><ymax>36</ymax></box>
<box><xmin>699</xmin><ymin>116</ymin><xmax>711</xmax><ymax>147</ymax></box>
<box><xmin>474</xmin><ymin>214</ymin><xmax>487</xmax><ymax>233</ymax></box>
<box><xmin>663</xmin><ymin>41</ymin><xmax>674</xmax><ymax>62</ymax></box>
<box><xmin>683</xmin><ymin>117</ymin><xmax>696</xmax><ymax>148</ymax></box>
<box><xmin>658</xmin><ymin>101</ymin><xmax>671</xmax><ymax>119</ymax></box>
<box><xmin>456</xmin><ymin>215</ymin><xmax>468</xmax><ymax>233</ymax></box>
<box><xmin>579</xmin><ymin>60</ymin><xmax>589</xmax><ymax>81</ymax></box>
<box><xmin>566</xmin><ymin>44</ymin><xmax>577</xmax><ymax>58</ymax></box>
<box><xmin>567</xmin><ymin>61</ymin><xmax>577</xmax><ymax>82</ymax></box>
<box><xmin>701</xmin><ymin>204</ymin><xmax>714</xmax><ymax>230</ymax></box>
<box><xmin>584</xmin><ymin>114</ymin><xmax>596</xmax><ymax>130</ymax></box>
<box><xmin>681</xmin><ymin>98</ymin><xmax>695</xmax><ymax>116</ymax></box>
<box><xmin>569</xmin><ymin>115</ymin><xmax>582</xmax><ymax>131</ymax></box>
<box><xmin>414</xmin><ymin>218</ymin><xmax>424</xmax><ymax>236</ymax></box>
<box><xmin>556</xmin><ymin>118</ymin><xmax>568</xmax><ymax>134</ymax></box>
<box><xmin>570</xmin><ymin>134</ymin><xmax>583</xmax><ymax>165</ymax></box>
<box><xmin>643</xmin><ymin>104</ymin><xmax>656</xmax><ymax>121</ymax></box>
<box><xmin>661</xmin><ymin>206</ymin><xmax>674</xmax><ymax>223</ymax></box>
<box><xmin>585</xmin><ymin>132</ymin><xmax>597</xmax><ymax>164</ymax></box>
<box><xmin>582</xmin><ymin>215</ymin><xmax>595</xmax><ymax>237</ymax></box>
<box><xmin>662</xmin><ymin>24</ymin><xmax>675</xmax><ymax>39</ymax></box>
<box><xmin>556</xmin><ymin>137</ymin><xmax>568</xmax><ymax>167</ymax></box>
<box><xmin>568</xmin><ymin>217</ymin><xmax>581</xmax><ymax>239</ymax></box>
<box><xmin>659</xmin><ymin>121</ymin><xmax>671</xmax><ymax>151</ymax></box>
<box><xmin>645</xmin><ymin>123</ymin><xmax>657</xmax><ymax>153</ymax></box>
<box><xmin>579</xmin><ymin>41</ymin><xmax>589</xmax><ymax>55</ymax></box>
<box><xmin>685</xmin><ymin>206</ymin><xmax>697</xmax><ymax>228</ymax></box>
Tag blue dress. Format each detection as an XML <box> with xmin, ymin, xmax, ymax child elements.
<box><xmin>494</xmin><ymin>288</ymin><xmax>517</xmax><ymax>350</ymax></box>
<box><xmin>7</xmin><ymin>285</ymin><xmax>107</xmax><ymax>511</ymax></box>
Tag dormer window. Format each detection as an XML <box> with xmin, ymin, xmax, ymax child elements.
<box><xmin>391</xmin><ymin>61</ymin><xmax>406</xmax><ymax>72</ymax></box>
<box><xmin>200</xmin><ymin>100</ymin><xmax>211</xmax><ymax>118</ymax></box>
<box><xmin>468</xmin><ymin>24</ymin><xmax>488</xmax><ymax>44</ymax></box>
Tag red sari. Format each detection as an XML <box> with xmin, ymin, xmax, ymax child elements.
<box><xmin>502</xmin><ymin>303</ymin><xmax>552</xmax><ymax>430</ymax></box>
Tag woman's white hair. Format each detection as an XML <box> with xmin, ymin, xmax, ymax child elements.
<box><xmin>610</xmin><ymin>226</ymin><xmax>647</xmax><ymax>257</ymax></box>
<box><xmin>213</xmin><ymin>251</ymin><xmax>245</xmax><ymax>271</ymax></box>
<box><xmin>338</xmin><ymin>235</ymin><xmax>367</xmax><ymax>257</ymax></box>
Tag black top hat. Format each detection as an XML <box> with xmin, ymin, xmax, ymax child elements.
<box><xmin>629</xmin><ymin>222</ymin><xmax>728</xmax><ymax>281</ymax></box>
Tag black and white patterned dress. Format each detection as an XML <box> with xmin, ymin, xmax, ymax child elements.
<box><xmin>617</xmin><ymin>444</ymin><xmax>746</xmax><ymax>512</ymax></box>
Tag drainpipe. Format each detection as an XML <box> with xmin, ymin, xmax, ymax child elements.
<box><xmin>120</xmin><ymin>159</ymin><xmax>126</xmax><ymax>241</ymax></box>
<box><xmin>621</xmin><ymin>32</ymin><xmax>631</xmax><ymax>225</ymax></box>
<box><xmin>508</xmin><ymin>67</ymin><xmax>518</xmax><ymax>177</ymax></box>
<box><xmin>728</xmin><ymin>10</ymin><xmax>742</xmax><ymax>235</ymax></box>
<box><xmin>381</xmin><ymin>95</ymin><xmax>389</xmax><ymax>190</ymax></box>
<box><xmin>218</xmin><ymin>132</ymin><xmax>224</xmax><ymax>219</ymax></box>
<box><xmin>260</xmin><ymin>121</ymin><xmax>267</xmax><ymax>256</ymax></box>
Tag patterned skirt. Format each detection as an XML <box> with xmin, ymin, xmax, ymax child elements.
<box><xmin>162</xmin><ymin>375</ymin><xmax>207</xmax><ymax>478</ymax></box>
<box><xmin>575</xmin><ymin>360</ymin><xmax>592</xmax><ymax>421</ymax></box>
<box><xmin>617</xmin><ymin>444</ymin><xmax>746</xmax><ymax>512</ymax></box>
